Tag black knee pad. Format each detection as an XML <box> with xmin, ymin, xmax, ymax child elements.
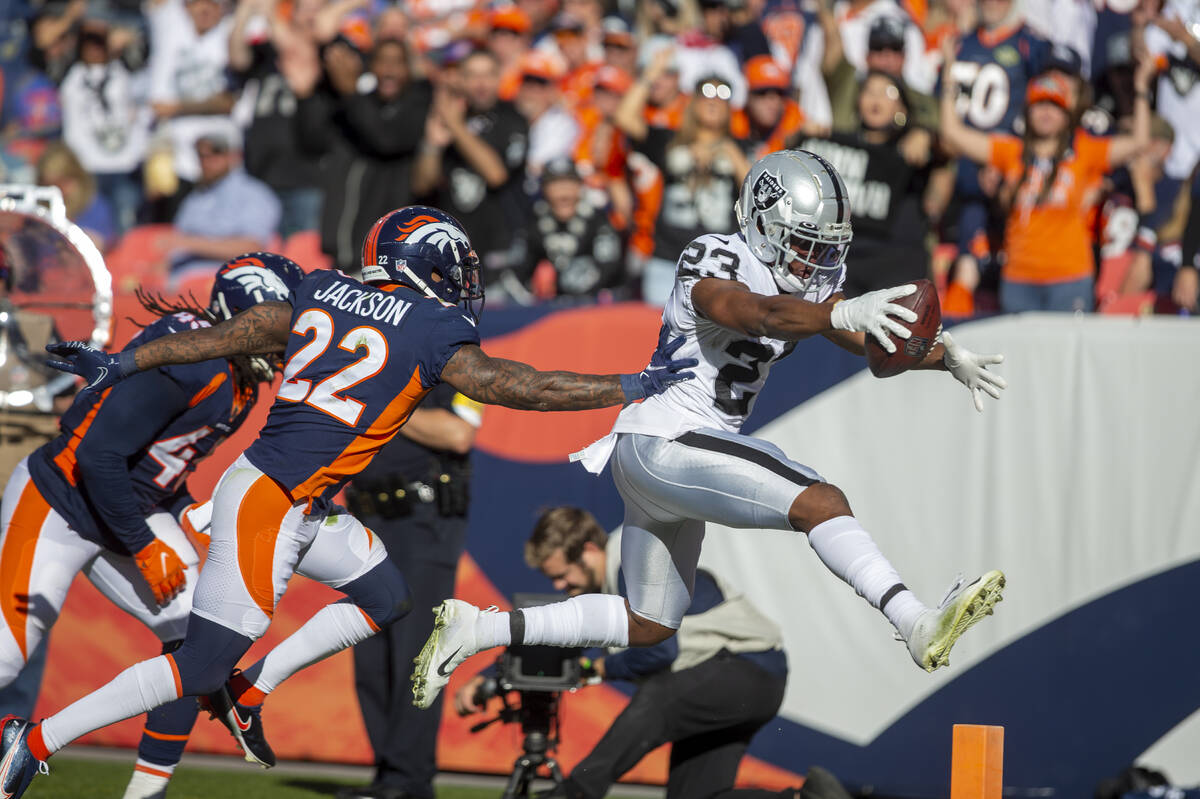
<box><xmin>169</xmin><ymin>614</ymin><xmax>254</xmax><ymax>696</ymax></box>
<box><xmin>341</xmin><ymin>560</ymin><xmax>412</xmax><ymax>629</ymax></box>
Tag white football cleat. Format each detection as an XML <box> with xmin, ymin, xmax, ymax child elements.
<box><xmin>906</xmin><ymin>570</ymin><xmax>1005</xmax><ymax>672</ymax></box>
<box><xmin>411</xmin><ymin>599</ymin><xmax>494</xmax><ymax>709</ymax></box>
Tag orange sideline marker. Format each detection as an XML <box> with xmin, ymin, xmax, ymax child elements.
<box><xmin>950</xmin><ymin>724</ymin><xmax>1004</xmax><ymax>799</ymax></box>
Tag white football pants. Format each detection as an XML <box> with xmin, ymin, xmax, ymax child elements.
<box><xmin>610</xmin><ymin>429</ymin><xmax>823</xmax><ymax>628</ymax></box>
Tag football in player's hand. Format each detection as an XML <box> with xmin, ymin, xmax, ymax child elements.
<box><xmin>865</xmin><ymin>279</ymin><xmax>941</xmax><ymax>378</ymax></box>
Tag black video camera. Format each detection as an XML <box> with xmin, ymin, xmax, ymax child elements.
<box><xmin>473</xmin><ymin>594</ymin><xmax>582</xmax><ymax>708</ymax></box>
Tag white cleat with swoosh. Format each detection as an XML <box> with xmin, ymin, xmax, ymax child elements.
<box><xmin>411</xmin><ymin>600</ymin><xmax>493</xmax><ymax>709</ymax></box>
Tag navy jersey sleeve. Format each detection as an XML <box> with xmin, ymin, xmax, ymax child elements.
<box><xmin>73</xmin><ymin>368</ymin><xmax>192</xmax><ymax>553</ymax></box>
<box><xmin>288</xmin><ymin>269</ymin><xmax>334</xmax><ymax>307</ymax></box>
<box><xmin>420</xmin><ymin>310</ymin><xmax>482</xmax><ymax>387</ymax></box>
<box><xmin>128</xmin><ymin>313</ymin><xmax>207</xmax><ymax>347</ymax></box>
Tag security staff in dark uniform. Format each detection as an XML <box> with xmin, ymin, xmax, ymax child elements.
<box><xmin>339</xmin><ymin>383</ymin><xmax>481</xmax><ymax>799</ymax></box>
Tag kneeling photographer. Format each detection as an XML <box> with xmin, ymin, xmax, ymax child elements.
<box><xmin>455</xmin><ymin>506</ymin><xmax>789</xmax><ymax>799</ymax></box>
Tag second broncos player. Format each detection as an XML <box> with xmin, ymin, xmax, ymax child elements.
<box><xmin>0</xmin><ymin>253</ymin><xmax>302</xmax><ymax>798</ymax></box>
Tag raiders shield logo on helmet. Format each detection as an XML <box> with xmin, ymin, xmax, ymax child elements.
<box><xmin>753</xmin><ymin>171</ymin><xmax>786</xmax><ymax>210</ymax></box>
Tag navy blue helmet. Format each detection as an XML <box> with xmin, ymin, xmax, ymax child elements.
<box><xmin>209</xmin><ymin>252</ymin><xmax>305</xmax><ymax>321</ymax></box>
<box><xmin>209</xmin><ymin>253</ymin><xmax>305</xmax><ymax>381</ymax></box>
<box><xmin>360</xmin><ymin>206</ymin><xmax>483</xmax><ymax>312</ymax></box>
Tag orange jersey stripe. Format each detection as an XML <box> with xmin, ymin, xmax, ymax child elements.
<box><xmin>235</xmin><ymin>474</ymin><xmax>295</xmax><ymax>618</ymax></box>
<box><xmin>291</xmin><ymin>366</ymin><xmax>431</xmax><ymax>503</ymax></box>
<box><xmin>52</xmin><ymin>387</ymin><xmax>112</xmax><ymax>486</ymax></box>
<box><xmin>1</xmin><ymin>480</ymin><xmax>51</xmax><ymax>659</ymax></box>
<box><xmin>188</xmin><ymin>371</ymin><xmax>228</xmax><ymax>408</ymax></box>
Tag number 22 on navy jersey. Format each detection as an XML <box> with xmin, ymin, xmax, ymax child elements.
<box><xmin>243</xmin><ymin>270</ymin><xmax>480</xmax><ymax>507</ymax></box>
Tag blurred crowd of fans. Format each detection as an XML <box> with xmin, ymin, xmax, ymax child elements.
<box><xmin>3</xmin><ymin>0</ymin><xmax>1199</xmax><ymax>315</ymax></box>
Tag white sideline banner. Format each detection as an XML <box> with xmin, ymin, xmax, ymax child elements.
<box><xmin>696</xmin><ymin>314</ymin><xmax>1200</xmax><ymax>778</ymax></box>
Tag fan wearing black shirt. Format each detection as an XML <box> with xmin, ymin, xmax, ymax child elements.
<box><xmin>412</xmin><ymin>50</ymin><xmax>529</xmax><ymax>283</ymax></box>
<box><xmin>293</xmin><ymin>36</ymin><xmax>431</xmax><ymax>273</ymax></box>
<box><xmin>229</xmin><ymin>0</ymin><xmax>325</xmax><ymax>238</ymax></box>
<box><xmin>789</xmin><ymin>72</ymin><xmax>947</xmax><ymax>297</ymax></box>
<box><xmin>516</xmin><ymin>158</ymin><xmax>626</xmax><ymax>300</ymax></box>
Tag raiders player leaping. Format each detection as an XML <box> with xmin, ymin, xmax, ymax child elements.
<box><xmin>413</xmin><ymin>150</ymin><xmax>1008</xmax><ymax>709</ymax></box>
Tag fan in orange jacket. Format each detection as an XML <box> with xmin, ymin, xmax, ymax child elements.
<box><xmin>731</xmin><ymin>55</ymin><xmax>805</xmax><ymax>160</ymax></box>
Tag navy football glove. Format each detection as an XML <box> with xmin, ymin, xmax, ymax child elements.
<box><xmin>45</xmin><ymin>342</ymin><xmax>137</xmax><ymax>392</ymax></box>
<box><xmin>620</xmin><ymin>330</ymin><xmax>698</xmax><ymax>403</ymax></box>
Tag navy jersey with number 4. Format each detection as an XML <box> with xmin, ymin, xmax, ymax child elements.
<box><xmin>949</xmin><ymin>24</ymin><xmax>1050</xmax><ymax>134</ymax></box>
<box><xmin>28</xmin><ymin>313</ymin><xmax>258</xmax><ymax>554</ymax></box>
<box><xmin>243</xmin><ymin>269</ymin><xmax>480</xmax><ymax>509</ymax></box>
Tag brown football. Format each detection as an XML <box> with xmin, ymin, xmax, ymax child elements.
<box><xmin>864</xmin><ymin>278</ymin><xmax>941</xmax><ymax>378</ymax></box>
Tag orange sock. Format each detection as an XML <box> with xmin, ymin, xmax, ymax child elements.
<box><xmin>26</xmin><ymin>724</ymin><xmax>49</xmax><ymax>762</ymax></box>
<box><xmin>229</xmin><ymin>673</ymin><xmax>266</xmax><ymax>707</ymax></box>
<box><xmin>238</xmin><ymin>685</ymin><xmax>267</xmax><ymax>708</ymax></box>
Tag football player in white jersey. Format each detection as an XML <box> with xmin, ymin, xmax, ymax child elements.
<box><xmin>412</xmin><ymin>149</ymin><xmax>1009</xmax><ymax>710</ymax></box>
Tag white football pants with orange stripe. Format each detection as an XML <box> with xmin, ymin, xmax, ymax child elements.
<box><xmin>191</xmin><ymin>454</ymin><xmax>387</xmax><ymax>639</ymax></box>
<box><xmin>0</xmin><ymin>458</ymin><xmax>198</xmax><ymax>687</ymax></box>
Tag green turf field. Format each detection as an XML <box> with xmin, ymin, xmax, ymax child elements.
<box><xmin>25</xmin><ymin>756</ymin><xmax>500</xmax><ymax>799</ymax></box>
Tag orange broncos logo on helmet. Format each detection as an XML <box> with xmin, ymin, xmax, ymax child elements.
<box><xmin>394</xmin><ymin>215</ymin><xmax>443</xmax><ymax>241</ymax></box>
<box><xmin>221</xmin><ymin>255</ymin><xmax>266</xmax><ymax>271</ymax></box>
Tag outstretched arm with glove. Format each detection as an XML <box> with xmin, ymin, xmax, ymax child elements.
<box><xmin>820</xmin><ymin>287</ymin><xmax>1007</xmax><ymax>412</ymax></box>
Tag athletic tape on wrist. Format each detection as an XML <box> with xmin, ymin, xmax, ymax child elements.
<box><xmin>509</xmin><ymin>608</ymin><xmax>525</xmax><ymax>645</ymax></box>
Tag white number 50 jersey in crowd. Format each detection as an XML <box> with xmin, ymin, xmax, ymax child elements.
<box><xmin>574</xmin><ymin>232</ymin><xmax>844</xmax><ymax>473</ymax></box>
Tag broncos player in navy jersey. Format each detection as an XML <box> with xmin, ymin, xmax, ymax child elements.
<box><xmin>0</xmin><ymin>252</ymin><xmax>302</xmax><ymax>799</ymax></box>
<box><xmin>0</xmin><ymin>206</ymin><xmax>696</xmax><ymax>796</ymax></box>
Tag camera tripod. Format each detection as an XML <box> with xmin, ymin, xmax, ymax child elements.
<box><xmin>473</xmin><ymin>691</ymin><xmax>566</xmax><ymax>798</ymax></box>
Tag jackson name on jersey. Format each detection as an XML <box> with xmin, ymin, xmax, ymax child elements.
<box><xmin>615</xmin><ymin>231</ymin><xmax>844</xmax><ymax>441</ymax></box>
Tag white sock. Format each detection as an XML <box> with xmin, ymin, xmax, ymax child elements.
<box><xmin>41</xmin><ymin>656</ymin><xmax>179</xmax><ymax>757</ymax></box>
<box><xmin>807</xmin><ymin>516</ymin><xmax>927</xmax><ymax>639</ymax></box>
<box><xmin>515</xmin><ymin>593</ymin><xmax>630</xmax><ymax>648</ymax></box>
<box><xmin>475</xmin><ymin>607</ymin><xmax>512</xmax><ymax>649</ymax></box>
<box><xmin>123</xmin><ymin>760</ymin><xmax>174</xmax><ymax>799</ymax></box>
<box><xmin>252</xmin><ymin>601</ymin><xmax>377</xmax><ymax>695</ymax></box>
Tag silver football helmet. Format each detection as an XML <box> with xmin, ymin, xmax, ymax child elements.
<box><xmin>735</xmin><ymin>149</ymin><xmax>853</xmax><ymax>295</ymax></box>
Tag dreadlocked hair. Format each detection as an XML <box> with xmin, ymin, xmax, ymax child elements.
<box><xmin>132</xmin><ymin>288</ymin><xmax>262</xmax><ymax>396</ymax></box>
<box><xmin>1001</xmin><ymin>105</ymin><xmax>1080</xmax><ymax>214</ymax></box>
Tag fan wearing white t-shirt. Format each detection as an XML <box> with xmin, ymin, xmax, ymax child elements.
<box><xmin>60</xmin><ymin>14</ymin><xmax>152</xmax><ymax>233</ymax></box>
<box><xmin>146</xmin><ymin>0</ymin><xmax>236</xmax><ymax>183</ymax></box>
<box><xmin>1144</xmin><ymin>0</ymin><xmax>1200</xmax><ymax>181</ymax></box>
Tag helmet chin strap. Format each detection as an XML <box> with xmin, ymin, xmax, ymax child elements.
<box><xmin>214</xmin><ymin>293</ymin><xmax>233</xmax><ymax>321</ymax></box>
